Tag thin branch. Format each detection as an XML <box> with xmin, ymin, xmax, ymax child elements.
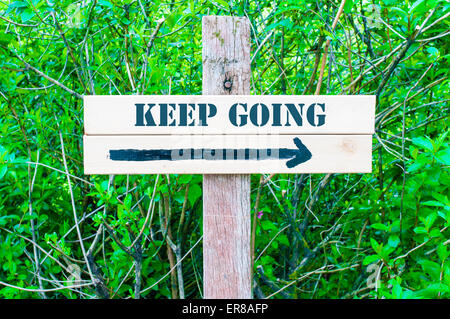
<box><xmin>16</xmin><ymin>56</ymin><xmax>83</xmax><ymax>99</ymax></box>
<box><xmin>314</xmin><ymin>0</ymin><xmax>346</xmax><ymax>94</ymax></box>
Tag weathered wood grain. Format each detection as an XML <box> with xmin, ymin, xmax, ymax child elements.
<box><xmin>84</xmin><ymin>95</ymin><xmax>375</xmax><ymax>135</ymax></box>
<box><xmin>202</xmin><ymin>15</ymin><xmax>252</xmax><ymax>299</ymax></box>
<box><xmin>83</xmin><ymin>134</ymin><xmax>372</xmax><ymax>174</ymax></box>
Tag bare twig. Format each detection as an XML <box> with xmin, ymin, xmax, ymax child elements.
<box><xmin>16</xmin><ymin>56</ymin><xmax>83</xmax><ymax>99</ymax></box>
<box><xmin>314</xmin><ymin>0</ymin><xmax>346</xmax><ymax>94</ymax></box>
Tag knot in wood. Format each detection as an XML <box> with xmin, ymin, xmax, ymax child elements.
<box><xmin>223</xmin><ymin>80</ymin><xmax>233</xmax><ymax>91</ymax></box>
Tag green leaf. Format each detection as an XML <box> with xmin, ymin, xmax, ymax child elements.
<box><xmin>432</xmin><ymin>192</ymin><xmax>448</xmax><ymax>204</ymax></box>
<box><xmin>426</xmin><ymin>47</ymin><xmax>440</xmax><ymax>57</ymax></box>
<box><xmin>371</xmin><ymin>223</ymin><xmax>388</xmax><ymax>231</ymax></box>
<box><xmin>363</xmin><ymin>255</ymin><xmax>380</xmax><ymax>265</ymax></box>
<box><xmin>422</xmin><ymin>200</ymin><xmax>446</xmax><ymax>207</ymax></box>
<box><xmin>407</xmin><ymin>155</ymin><xmax>428</xmax><ymax>172</ymax></box>
<box><xmin>121</xmin><ymin>18</ymin><xmax>131</xmax><ymax>25</ymax></box>
<box><xmin>414</xmin><ymin>283</ymin><xmax>450</xmax><ymax>298</ymax></box>
<box><xmin>435</xmin><ymin>148</ymin><xmax>450</xmax><ymax>165</ymax></box>
<box><xmin>278</xmin><ymin>234</ymin><xmax>289</xmax><ymax>246</ymax></box>
<box><xmin>388</xmin><ymin>235</ymin><xmax>400</xmax><ymax>248</ymax></box>
<box><xmin>187</xmin><ymin>183</ymin><xmax>201</xmax><ymax>207</ymax></box>
<box><xmin>414</xmin><ymin>226</ymin><xmax>428</xmax><ymax>234</ymax></box>
<box><xmin>0</xmin><ymin>165</ymin><xmax>7</xmax><ymax>179</ymax></box>
<box><xmin>392</xmin><ymin>282</ymin><xmax>403</xmax><ymax>298</ymax></box>
<box><xmin>370</xmin><ymin>238</ymin><xmax>382</xmax><ymax>254</ymax></box>
<box><xmin>423</xmin><ymin>213</ymin><xmax>437</xmax><ymax>229</ymax></box>
<box><xmin>436</xmin><ymin>131</ymin><xmax>448</xmax><ymax>149</ymax></box>
<box><xmin>261</xmin><ymin>220</ymin><xmax>277</xmax><ymax>231</ymax></box>
<box><xmin>21</xmin><ymin>9</ymin><xmax>35</xmax><ymax>22</ymax></box>
<box><xmin>418</xmin><ymin>260</ymin><xmax>441</xmax><ymax>280</ymax></box>
<box><xmin>381</xmin><ymin>0</ymin><xmax>398</xmax><ymax>5</ymax></box>
<box><xmin>9</xmin><ymin>1</ymin><xmax>28</xmax><ymax>9</ymax></box>
<box><xmin>344</xmin><ymin>0</ymin><xmax>354</xmax><ymax>13</ymax></box>
<box><xmin>437</xmin><ymin>243</ymin><xmax>448</xmax><ymax>262</ymax></box>
<box><xmin>429</xmin><ymin>228</ymin><xmax>441</xmax><ymax>238</ymax></box>
<box><xmin>173</xmin><ymin>191</ymin><xmax>185</xmax><ymax>204</ymax></box>
<box><xmin>410</xmin><ymin>0</ymin><xmax>429</xmax><ymax>14</ymax></box>
<box><xmin>178</xmin><ymin>175</ymin><xmax>192</xmax><ymax>184</ymax></box>
<box><xmin>412</xmin><ymin>137</ymin><xmax>434</xmax><ymax>152</ymax></box>
<box><xmin>98</xmin><ymin>0</ymin><xmax>113</xmax><ymax>8</ymax></box>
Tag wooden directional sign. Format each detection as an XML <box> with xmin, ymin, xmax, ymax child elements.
<box><xmin>83</xmin><ymin>95</ymin><xmax>375</xmax><ymax>174</ymax></box>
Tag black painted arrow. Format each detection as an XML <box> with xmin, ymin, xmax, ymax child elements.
<box><xmin>109</xmin><ymin>137</ymin><xmax>312</xmax><ymax>168</ymax></box>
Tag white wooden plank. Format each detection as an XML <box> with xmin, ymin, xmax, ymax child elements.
<box><xmin>83</xmin><ymin>134</ymin><xmax>372</xmax><ymax>174</ymax></box>
<box><xmin>84</xmin><ymin>95</ymin><xmax>375</xmax><ymax>135</ymax></box>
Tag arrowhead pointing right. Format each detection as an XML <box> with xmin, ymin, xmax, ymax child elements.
<box><xmin>285</xmin><ymin>138</ymin><xmax>312</xmax><ymax>168</ymax></box>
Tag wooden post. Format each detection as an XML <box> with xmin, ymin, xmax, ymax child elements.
<box><xmin>202</xmin><ymin>16</ymin><xmax>252</xmax><ymax>299</ymax></box>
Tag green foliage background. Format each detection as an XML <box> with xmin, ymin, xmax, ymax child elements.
<box><xmin>0</xmin><ymin>0</ymin><xmax>449</xmax><ymax>299</ymax></box>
